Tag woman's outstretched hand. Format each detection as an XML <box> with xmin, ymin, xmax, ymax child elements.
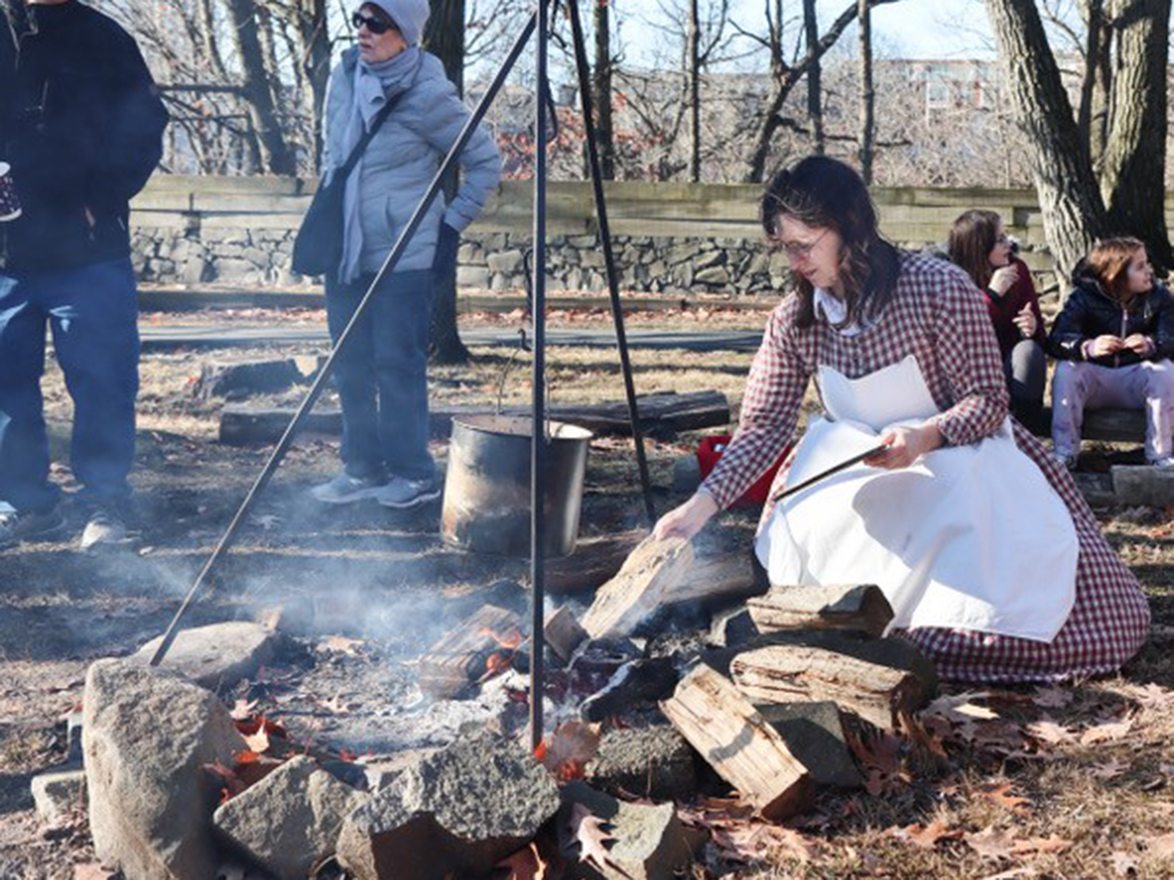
<box><xmin>652</xmin><ymin>491</ymin><xmax>719</xmax><ymax>541</ymax></box>
<box><xmin>864</xmin><ymin>423</ymin><xmax>942</xmax><ymax>470</ymax></box>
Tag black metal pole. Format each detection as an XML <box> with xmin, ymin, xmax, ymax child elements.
<box><xmin>529</xmin><ymin>0</ymin><xmax>550</xmax><ymax>752</ymax></box>
<box><xmin>150</xmin><ymin>11</ymin><xmax>538</xmax><ymax>668</ymax></box>
<box><xmin>565</xmin><ymin>0</ymin><xmax>656</xmax><ymax>527</ymax></box>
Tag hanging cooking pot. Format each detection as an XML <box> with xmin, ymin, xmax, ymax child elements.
<box><xmin>441</xmin><ymin>414</ymin><xmax>592</xmax><ymax>558</ymax></box>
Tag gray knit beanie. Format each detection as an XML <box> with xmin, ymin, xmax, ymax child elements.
<box><xmin>360</xmin><ymin>0</ymin><xmax>430</xmax><ymax>45</ymax></box>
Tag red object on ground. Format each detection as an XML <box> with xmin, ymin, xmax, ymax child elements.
<box><xmin>695</xmin><ymin>434</ymin><xmax>791</xmax><ymax>508</ymax></box>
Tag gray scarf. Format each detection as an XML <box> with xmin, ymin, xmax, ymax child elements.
<box><xmin>340</xmin><ymin>47</ymin><xmax>422</xmax><ymax>283</ymax></box>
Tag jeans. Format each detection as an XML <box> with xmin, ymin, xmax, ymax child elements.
<box><xmin>0</xmin><ymin>257</ymin><xmax>140</xmax><ymax>513</ymax></box>
<box><xmin>1051</xmin><ymin>358</ymin><xmax>1174</xmax><ymax>461</ymax></box>
<box><xmin>325</xmin><ymin>269</ymin><xmax>435</xmax><ymax>483</ymax></box>
<box><xmin>1004</xmin><ymin>339</ymin><xmax>1047</xmax><ymax>434</ymax></box>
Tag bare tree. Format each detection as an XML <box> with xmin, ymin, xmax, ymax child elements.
<box><xmin>593</xmin><ymin>0</ymin><xmax>617</xmax><ymax>179</ymax></box>
<box><xmin>802</xmin><ymin>0</ymin><xmax>824</xmax><ymax>154</ymax></box>
<box><xmin>857</xmin><ymin>0</ymin><xmax>874</xmax><ymax>183</ymax></box>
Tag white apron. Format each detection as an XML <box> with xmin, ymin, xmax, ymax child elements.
<box><xmin>755</xmin><ymin>354</ymin><xmax>1078</xmax><ymax>642</ymax></box>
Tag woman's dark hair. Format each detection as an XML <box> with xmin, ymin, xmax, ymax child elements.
<box><xmin>760</xmin><ymin>155</ymin><xmax>900</xmax><ymax>329</ymax></box>
<box><xmin>1081</xmin><ymin>236</ymin><xmax>1147</xmax><ymax>302</ymax></box>
<box><xmin>948</xmin><ymin>209</ymin><xmax>1001</xmax><ymax>291</ymax></box>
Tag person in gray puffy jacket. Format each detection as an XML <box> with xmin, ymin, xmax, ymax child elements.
<box><xmin>310</xmin><ymin>0</ymin><xmax>501</xmax><ymax>509</ymax></box>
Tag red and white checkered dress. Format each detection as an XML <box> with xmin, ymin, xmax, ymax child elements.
<box><xmin>701</xmin><ymin>251</ymin><xmax>1150</xmax><ymax>683</ymax></box>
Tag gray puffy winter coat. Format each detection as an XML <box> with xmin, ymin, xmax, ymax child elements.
<box><xmin>322</xmin><ymin>47</ymin><xmax>501</xmax><ymax>276</ymax></box>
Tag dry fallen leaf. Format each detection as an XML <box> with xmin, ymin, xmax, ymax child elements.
<box><xmin>1026</xmin><ymin>719</ymin><xmax>1075</xmax><ymax>746</ymax></box>
<box><xmin>563</xmin><ymin>803</ymin><xmax>632</xmax><ymax>878</ymax></box>
<box><xmin>229</xmin><ymin>699</ymin><xmax>258</xmax><ymax>721</ymax></box>
<box><xmin>496</xmin><ymin>842</ymin><xmax>547</xmax><ymax>880</ymax></box>
<box><xmin>536</xmin><ymin>721</ymin><xmax>601</xmax><ymax>782</ymax></box>
<box><xmin>73</xmin><ymin>865</ymin><xmax>113</xmax><ymax>880</ymax></box>
<box><xmin>1111</xmin><ymin>850</ymin><xmax>1139</xmax><ymax>876</ymax></box>
<box><xmin>1031</xmin><ymin>686</ymin><xmax>1073</xmax><ymax>709</ymax></box>
<box><xmin>978</xmin><ymin>868</ymin><xmax>1035</xmax><ymax>880</ymax></box>
<box><xmin>1146</xmin><ymin>832</ymin><xmax>1174</xmax><ymax>859</ymax></box>
<box><xmin>1080</xmin><ymin>715</ymin><xmax>1135</xmax><ymax>745</ymax></box>
<box><xmin>892</xmin><ymin>820</ymin><xmax>964</xmax><ymax>849</ymax></box>
<box><xmin>317</xmin><ymin>635</ymin><xmax>367</xmax><ymax>657</ymax></box>
<box><xmin>1011</xmin><ymin>835</ymin><xmax>1072</xmax><ymax>856</ymax></box>
<box><xmin>242</xmin><ymin>725</ymin><xmax>270</xmax><ymax>754</ymax></box>
<box><xmin>923</xmin><ymin>691</ymin><xmax>999</xmax><ymax>722</ymax></box>
<box><xmin>965</xmin><ymin>826</ymin><xmax>1019</xmax><ymax>860</ymax></box>
<box><xmin>980</xmin><ymin>783</ymin><xmax>1032</xmax><ymax>815</ymax></box>
<box><xmin>1091</xmin><ymin>759</ymin><xmax>1130</xmax><ymax>780</ymax></box>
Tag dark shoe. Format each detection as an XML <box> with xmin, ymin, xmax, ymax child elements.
<box><xmin>309</xmin><ymin>472</ymin><xmax>387</xmax><ymax>505</ymax></box>
<box><xmin>80</xmin><ymin>505</ymin><xmax>131</xmax><ymax>551</ymax></box>
<box><xmin>376</xmin><ymin>476</ymin><xmax>441</xmax><ymax>509</ymax></box>
<box><xmin>0</xmin><ymin>506</ymin><xmax>66</xmax><ymax>548</ymax></box>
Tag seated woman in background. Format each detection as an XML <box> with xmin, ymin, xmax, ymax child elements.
<box><xmin>655</xmin><ymin>156</ymin><xmax>1150</xmax><ymax>684</ymax></box>
<box><xmin>1049</xmin><ymin>237</ymin><xmax>1174</xmax><ymax>469</ymax></box>
<box><xmin>948</xmin><ymin>210</ymin><xmax>1047</xmax><ymax>433</ymax></box>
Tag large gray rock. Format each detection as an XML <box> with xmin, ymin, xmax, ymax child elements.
<box><xmin>83</xmin><ymin>659</ymin><xmax>247</xmax><ymax>880</ymax></box>
<box><xmin>31</xmin><ymin>767</ymin><xmax>85</xmax><ymax>826</ymax></box>
<box><xmin>560</xmin><ymin>781</ymin><xmax>701</xmax><ymax>880</ymax></box>
<box><xmin>131</xmin><ymin>622</ymin><xmax>279</xmax><ymax>690</ymax></box>
<box><xmin>753</xmin><ymin>701</ymin><xmax>862</xmax><ymax>788</ymax></box>
<box><xmin>1112</xmin><ymin>465</ymin><xmax>1174</xmax><ymax>507</ymax></box>
<box><xmin>213</xmin><ymin>756</ymin><xmax>368</xmax><ymax>880</ymax></box>
<box><xmin>337</xmin><ymin>732</ymin><xmax>560</xmax><ymax>880</ymax></box>
<box><xmin>585</xmin><ymin>725</ymin><xmax>697</xmax><ymax>802</ymax></box>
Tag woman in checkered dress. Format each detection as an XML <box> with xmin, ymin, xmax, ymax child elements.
<box><xmin>655</xmin><ymin>156</ymin><xmax>1150</xmax><ymax>683</ymax></box>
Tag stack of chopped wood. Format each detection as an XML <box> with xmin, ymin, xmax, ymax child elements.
<box><xmin>550</xmin><ymin>534</ymin><xmax>937</xmax><ymax>821</ymax></box>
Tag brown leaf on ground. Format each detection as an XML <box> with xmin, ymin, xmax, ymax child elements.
<box><xmin>317</xmin><ymin>635</ymin><xmax>367</xmax><ymax>657</ymax></box>
<box><xmin>964</xmin><ymin>826</ymin><xmax>1019</xmax><ymax>860</ymax></box>
<box><xmin>980</xmin><ymin>783</ymin><xmax>1032</xmax><ymax>815</ymax></box>
<box><xmin>1031</xmin><ymin>686</ymin><xmax>1073</xmax><ymax>709</ymax></box>
<box><xmin>564</xmin><ymin>803</ymin><xmax>631</xmax><ymax>878</ymax></box>
<box><xmin>978</xmin><ymin>868</ymin><xmax>1035</xmax><ymax>880</ymax></box>
<box><xmin>845</xmin><ymin>726</ymin><xmax>909</xmax><ymax>795</ymax></box>
<box><xmin>890</xmin><ymin>819</ymin><xmax>964</xmax><ymax>849</ymax></box>
<box><xmin>535</xmin><ymin>721</ymin><xmax>601</xmax><ymax>782</ymax></box>
<box><xmin>1091</xmin><ymin>759</ymin><xmax>1130</xmax><ymax>780</ymax></box>
<box><xmin>1111</xmin><ymin>850</ymin><xmax>1140</xmax><ymax>876</ymax></box>
<box><xmin>1026</xmin><ymin>719</ymin><xmax>1075</xmax><ymax>746</ymax></box>
<box><xmin>1145</xmin><ymin>832</ymin><xmax>1174</xmax><ymax>858</ymax></box>
<box><xmin>1011</xmin><ymin>835</ymin><xmax>1072</xmax><ymax>856</ymax></box>
<box><xmin>73</xmin><ymin>865</ymin><xmax>114</xmax><ymax>880</ymax></box>
<box><xmin>229</xmin><ymin>698</ymin><xmax>258</xmax><ymax>721</ymax></box>
<box><xmin>1132</xmin><ymin>682</ymin><xmax>1174</xmax><ymax>708</ymax></box>
<box><xmin>923</xmin><ymin>692</ymin><xmax>999</xmax><ymax>722</ymax></box>
<box><xmin>242</xmin><ymin>724</ymin><xmax>269</xmax><ymax>754</ymax></box>
<box><xmin>496</xmin><ymin>842</ymin><xmax>547</xmax><ymax>880</ymax></box>
<box><xmin>1080</xmin><ymin>714</ymin><xmax>1135</xmax><ymax>745</ymax></box>
<box><xmin>711</xmin><ymin>823</ymin><xmax>822</xmax><ymax>865</ymax></box>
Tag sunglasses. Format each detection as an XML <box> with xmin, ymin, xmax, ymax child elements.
<box><xmin>352</xmin><ymin>11</ymin><xmax>398</xmax><ymax>34</ymax></box>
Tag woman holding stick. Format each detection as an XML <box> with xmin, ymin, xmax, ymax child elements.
<box><xmin>655</xmin><ymin>156</ymin><xmax>1149</xmax><ymax>683</ymax></box>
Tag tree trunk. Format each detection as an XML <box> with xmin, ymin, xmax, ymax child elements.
<box><xmin>983</xmin><ymin>0</ymin><xmax>1108</xmax><ymax>277</ymax></box>
<box><xmin>803</xmin><ymin>0</ymin><xmax>824</xmax><ymax>154</ymax></box>
<box><xmin>593</xmin><ymin>0</ymin><xmax>616</xmax><ymax>180</ymax></box>
<box><xmin>425</xmin><ymin>0</ymin><xmax>471</xmax><ymax>364</ymax></box>
<box><xmin>1100</xmin><ymin>0</ymin><xmax>1172</xmax><ymax>270</ymax></box>
<box><xmin>293</xmin><ymin>0</ymin><xmax>331</xmax><ymax>172</ymax></box>
<box><xmin>223</xmin><ymin>0</ymin><xmax>297</xmax><ymax>175</ymax></box>
<box><xmin>688</xmin><ymin>0</ymin><xmax>701</xmax><ymax>182</ymax></box>
<box><xmin>1077</xmin><ymin>0</ymin><xmax>1108</xmax><ymax>171</ymax></box>
<box><xmin>857</xmin><ymin>0</ymin><xmax>874</xmax><ymax>183</ymax></box>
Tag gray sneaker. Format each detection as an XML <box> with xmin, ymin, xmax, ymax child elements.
<box><xmin>0</xmin><ymin>507</ymin><xmax>66</xmax><ymax>548</ymax></box>
<box><xmin>80</xmin><ymin>506</ymin><xmax>131</xmax><ymax>551</ymax></box>
<box><xmin>376</xmin><ymin>477</ymin><xmax>441</xmax><ymax>509</ymax></box>
<box><xmin>1151</xmin><ymin>456</ymin><xmax>1174</xmax><ymax>468</ymax></box>
<box><xmin>309</xmin><ymin>472</ymin><xmax>386</xmax><ymax>504</ymax></box>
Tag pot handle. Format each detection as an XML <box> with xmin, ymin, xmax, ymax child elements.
<box><xmin>495</xmin><ymin>329</ymin><xmax>555</xmax><ymax>440</ymax></box>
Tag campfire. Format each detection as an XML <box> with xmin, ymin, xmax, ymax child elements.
<box><xmin>58</xmin><ymin>531</ymin><xmax>959</xmax><ymax>880</ymax></box>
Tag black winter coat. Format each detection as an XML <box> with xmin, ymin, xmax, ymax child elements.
<box><xmin>0</xmin><ymin>0</ymin><xmax>168</xmax><ymax>274</ymax></box>
<box><xmin>1048</xmin><ymin>265</ymin><xmax>1174</xmax><ymax>368</ymax></box>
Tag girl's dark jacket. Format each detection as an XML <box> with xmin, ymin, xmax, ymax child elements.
<box><xmin>0</xmin><ymin>0</ymin><xmax>168</xmax><ymax>275</ymax></box>
<box><xmin>1048</xmin><ymin>261</ymin><xmax>1174</xmax><ymax>367</ymax></box>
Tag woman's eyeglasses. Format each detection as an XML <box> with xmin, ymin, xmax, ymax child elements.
<box><xmin>353</xmin><ymin>12</ymin><xmax>398</xmax><ymax>34</ymax></box>
<box><xmin>778</xmin><ymin>228</ymin><xmax>830</xmax><ymax>260</ymax></box>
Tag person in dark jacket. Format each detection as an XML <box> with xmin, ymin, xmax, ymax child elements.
<box><xmin>949</xmin><ymin>209</ymin><xmax>1048</xmax><ymax>433</ymax></box>
<box><xmin>1049</xmin><ymin>237</ymin><xmax>1174</xmax><ymax>469</ymax></box>
<box><xmin>0</xmin><ymin>0</ymin><xmax>168</xmax><ymax>548</ymax></box>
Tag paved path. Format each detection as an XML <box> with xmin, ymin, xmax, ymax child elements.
<box><xmin>139</xmin><ymin>324</ymin><xmax>765</xmax><ymax>353</ymax></box>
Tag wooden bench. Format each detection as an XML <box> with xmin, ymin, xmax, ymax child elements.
<box><xmin>1034</xmin><ymin>407</ymin><xmax>1146</xmax><ymax>443</ymax></box>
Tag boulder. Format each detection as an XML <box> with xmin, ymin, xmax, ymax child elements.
<box><xmin>753</xmin><ymin>701</ymin><xmax>862</xmax><ymax>788</ymax></box>
<box><xmin>1112</xmin><ymin>465</ymin><xmax>1174</xmax><ymax>507</ymax></box>
<box><xmin>131</xmin><ymin>621</ymin><xmax>280</xmax><ymax>691</ymax></box>
<box><xmin>31</xmin><ymin>767</ymin><xmax>85</xmax><ymax>826</ymax></box>
<box><xmin>83</xmin><ymin>659</ymin><xmax>246</xmax><ymax>880</ymax></box>
<box><xmin>213</xmin><ymin>756</ymin><xmax>368</xmax><ymax>880</ymax></box>
<box><xmin>585</xmin><ymin>725</ymin><xmax>697</xmax><ymax>802</ymax></box>
<box><xmin>560</xmin><ymin>782</ymin><xmax>701</xmax><ymax>880</ymax></box>
<box><xmin>337</xmin><ymin>732</ymin><xmax>560</xmax><ymax>880</ymax></box>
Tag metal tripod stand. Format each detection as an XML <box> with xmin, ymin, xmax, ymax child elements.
<box><xmin>150</xmin><ymin>0</ymin><xmax>655</xmax><ymax>750</ymax></box>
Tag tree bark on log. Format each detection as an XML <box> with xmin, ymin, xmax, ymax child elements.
<box><xmin>660</xmin><ymin>665</ymin><xmax>814</xmax><ymax>820</ymax></box>
<box><xmin>746</xmin><ymin>584</ymin><xmax>894</xmax><ymax>638</ymax></box>
<box><xmin>581</xmin><ymin>535</ymin><xmax>695</xmax><ymax>639</ymax></box>
<box><xmin>416</xmin><ymin>605</ymin><xmax>524</xmax><ymax>698</ymax></box>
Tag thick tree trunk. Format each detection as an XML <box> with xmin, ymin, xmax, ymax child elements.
<box><xmin>802</xmin><ymin>0</ymin><xmax>824</xmax><ymax>154</ymax></box>
<box><xmin>425</xmin><ymin>0</ymin><xmax>471</xmax><ymax>364</ymax></box>
<box><xmin>1077</xmin><ymin>0</ymin><xmax>1109</xmax><ymax>172</ymax></box>
<box><xmin>294</xmin><ymin>0</ymin><xmax>331</xmax><ymax>172</ymax></box>
<box><xmin>984</xmin><ymin>0</ymin><xmax>1108</xmax><ymax>277</ymax></box>
<box><xmin>857</xmin><ymin>0</ymin><xmax>874</xmax><ymax>183</ymax></box>
<box><xmin>1100</xmin><ymin>0</ymin><xmax>1172</xmax><ymax>270</ymax></box>
<box><xmin>223</xmin><ymin>0</ymin><xmax>297</xmax><ymax>175</ymax></box>
<box><xmin>593</xmin><ymin>0</ymin><xmax>616</xmax><ymax>180</ymax></box>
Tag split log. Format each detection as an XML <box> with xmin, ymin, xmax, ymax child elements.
<box><xmin>747</xmin><ymin>584</ymin><xmax>894</xmax><ymax>638</ymax></box>
<box><xmin>219</xmin><ymin>390</ymin><xmax>730</xmax><ymax>445</ymax></box>
<box><xmin>660</xmin><ymin>665</ymin><xmax>814</xmax><ymax>820</ymax></box>
<box><xmin>546</xmin><ymin>529</ymin><xmax>648</xmax><ymax>596</ymax></box>
<box><xmin>416</xmin><ymin>605</ymin><xmax>524</xmax><ymax>699</ymax></box>
<box><xmin>668</xmin><ymin>549</ymin><xmax>765</xmax><ymax>608</ymax></box>
<box><xmin>730</xmin><ymin>643</ymin><xmax>922</xmax><ymax>729</ymax></box>
<box><xmin>580</xmin><ymin>535</ymin><xmax>695</xmax><ymax>639</ymax></box>
<box><xmin>194</xmin><ymin>356</ymin><xmax>320</xmax><ymax>401</ymax></box>
<box><xmin>543</xmin><ymin>606</ymin><xmax>588</xmax><ymax>663</ymax></box>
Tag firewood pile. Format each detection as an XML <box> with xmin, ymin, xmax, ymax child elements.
<box><xmin>55</xmin><ymin>532</ymin><xmax>942</xmax><ymax>880</ymax></box>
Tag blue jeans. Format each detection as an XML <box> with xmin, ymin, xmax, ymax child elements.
<box><xmin>325</xmin><ymin>269</ymin><xmax>435</xmax><ymax>483</ymax></box>
<box><xmin>0</xmin><ymin>258</ymin><xmax>140</xmax><ymax>513</ymax></box>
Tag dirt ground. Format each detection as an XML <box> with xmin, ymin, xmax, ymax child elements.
<box><xmin>3</xmin><ymin>305</ymin><xmax>1174</xmax><ymax>879</ymax></box>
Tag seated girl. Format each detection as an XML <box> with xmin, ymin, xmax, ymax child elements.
<box><xmin>655</xmin><ymin>156</ymin><xmax>1150</xmax><ymax>684</ymax></box>
<box><xmin>948</xmin><ymin>210</ymin><xmax>1047</xmax><ymax>433</ymax></box>
<box><xmin>1049</xmin><ymin>237</ymin><xmax>1174</xmax><ymax>469</ymax></box>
